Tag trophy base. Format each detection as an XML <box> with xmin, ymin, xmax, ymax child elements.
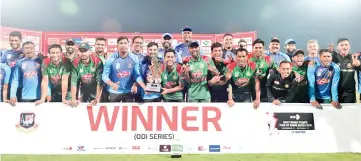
<box><xmin>145</xmin><ymin>83</ymin><xmax>161</xmax><ymax>92</ymax></box>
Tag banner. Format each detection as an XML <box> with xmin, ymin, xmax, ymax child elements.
<box><xmin>0</xmin><ymin>26</ymin><xmax>43</xmax><ymax>53</ymax></box>
<box><xmin>0</xmin><ymin>103</ymin><xmax>360</xmax><ymax>154</ymax></box>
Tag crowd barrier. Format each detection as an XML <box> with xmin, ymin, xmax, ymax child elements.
<box><xmin>0</xmin><ymin>103</ymin><xmax>360</xmax><ymax>154</ymax></box>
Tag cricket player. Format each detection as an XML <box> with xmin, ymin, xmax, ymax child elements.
<box><xmin>1</xmin><ymin>31</ymin><xmax>24</xmax><ymax>100</ymax></box>
<box><xmin>226</xmin><ymin>48</ymin><xmax>261</xmax><ymax>108</ymax></box>
<box><xmin>140</xmin><ymin>42</ymin><xmax>162</xmax><ymax>102</ymax></box>
<box><xmin>158</xmin><ymin>33</ymin><xmax>174</xmax><ymax>60</ymax></box>
<box><xmin>0</xmin><ymin>63</ymin><xmax>11</xmax><ymax>103</ymax></box>
<box><xmin>131</xmin><ymin>36</ymin><xmax>146</xmax><ymax>102</ymax></box>
<box><xmin>305</xmin><ymin>40</ymin><xmax>320</xmax><ymax>62</ymax></box>
<box><xmin>307</xmin><ymin>49</ymin><xmax>341</xmax><ymax>108</ymax></box>
<box><xmin>209</xmin><ymin>42</ymin><xmax>229</xmax><ymax>102</ymax></box>
<box><xmin>222</xmin><ymin>33</ymin><xmax>237</xmax><ymax>61</ymax></box>
<box><xmin>70</xmin><ymin>43</ymin><xmax>103</xmax><ymax>107</ymax></box>
<box><xmin>64</xmin><ymin>39</ymin><xmax>77</xmax><ymax>61</ymax></box>
<box><xmin>249</xmin><ymin>39</ymin><xmax>274</xmax><ymax>102</ymax></box>
<box><xmin>160</xmin><ymin>49</ymin><xmax>184</xmax><ymax>102</ymax></box>
<box><xmin>286</xmin><ymin>50</ymin><xmax>311</xmax><ymax>103</ymax></box>
<box><xmin>332</xmin><ymin>38</ymin><xmax>361</xmax><ymax>103</ymax></box>
<box><xmin>94</xmin><ymin>37</ymin><xmax>108</xmax><ymax>63</ymax></box>
<box><xmin>35</xmin><ymin>44</ymin><xmax>73</xmax><ymax>105</ymax></box>
<box><xmin>266</xmin><ymin>61</ymin><xmax>295</xmax><ymax>105</ymax></box>
<box><xmin>10</xmin><ymin>41</ymin><xmax>42</xmax><ymax>105</ymax></box>
<box><xmin>183</xmin><ymin>41</ymin><xmax>220</xmax><ymax>102</ymax></box>
<box><xmin>102</xmin><ymin>36</ymin><xmax>147</xmax><ymax>102</ymax></box>
<box><xmin>284</xmin><ymin>39</ymin><xmax>296</xmax><ymax>59</ymax></box>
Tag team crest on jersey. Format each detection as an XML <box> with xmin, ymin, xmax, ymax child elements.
<box><xmin>260</xmin><ymin>62</ymin><xmax>265</xmax><ymax>68</ymax></box>
<box><xmin>0</xmin><ymin>74</ymin><xmax>3</xmax><ymax>79</ymax></box>
<box><xmin>285</xmin><ymin>84</ymin><xmax>289</xmax><ymax>88</ymax></box>
<box><xmin>317</xmin><ymin>70</ymin><xmax>322</xmax><ymax>77</ymax></box>
<box><xmin>116</xmin><ymin>64</ymin><xmax>121</xmax><ymax>70</ymax></box>
<box><xmin>79</xmin><ymin>69</ymin><xmax>83</xmax><ymax>73</ymax></box>
<box><xmin>81</xmin><ymin>74</ymin><xmax>94</xmax><ymax>83</ymax></box>
<box><xmin>172</xmin><ymin>75</ymin><xmax>177</xmax><ymax>80</ymax></box>
<box><xmin>15</xmin><ymin>113</ymin><xmax>39</xmax><ymax>133</ymax></box>
<box><xmin>117</xmin><ymin>71</ymin><xmax>130</xmax><ymax>78</ymax></box>
<box><xmin>7</xmin><ymin>54</ymin><xmax>12</xmax><ymax>59</ymax></box>
<box><xmin>91</xmin><ymin>67</ymin><xmax>96</xmax><ymax>72</ymax></box>
<box><xmin>246</xmin><ymin>72</ymin><xmax>251</xmax><ymax>77</ymax></box>
<box><xmin>128</xmin><ymin>63</ymin><xmax>133</xmax><ymax>68</ymax></box>
<box><xmin>50</xmin><ymin>74</ymin><xmax>61</xmax><ymax>85</ymax></box>
<box><xmin>274</xmin><ymin>81</ymin><xmax>280</xmax><ymax>85</ymax></box>
<box><xmin>192</xmin><ymin>71</ymin><xmax>203</xmax><ymax>78</ymax></box>
<box><xmin>235</xmin><ymin>72</ymin><xmax>239</xmax><ymax>77</ymax></box>
<box><xmin>346</xmin><ymin>63</ymin><xmax>352</xmax><ymax>69</ymax></box>
<box><xmin>20</xmin><ymin>53</ymin><xmax>24</xmax><ymax>57</ymax></box>
<box><xmin>35</xmin><ymin>63</ymin><xmax>40</xmax><ymax>69</ymax></box>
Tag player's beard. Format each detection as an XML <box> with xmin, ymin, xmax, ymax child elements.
<box><xmin>81</xmin><ymin>56</ymin><xmax>90</xmax><ymax>64</ymax></box>
<box><xmin>51</xmin><ymin>57</ymin><xmax>61</xmax><ymax>65</ymax></box>
<box><xmin>11</xmin><ymin>43</ymin><xmax>20</xmax><ymax>50</ymax></box>
<box><xmin>238</xmin><ymin>60</ymin><xmax>247</xmax><ymax>68</ymax></box>
<box><xmin>24</xmin><ymin>52</ymin><xmax>35</xmax><ymax>58</ymax></box>
<box><xmin>163</xmin><ymin>42</ymin><xmax>171</xmax><ymax>49</ymax></box>
<box><xmin>191</xmin><ymin>51</ymin><xmax>200</xmax><ymax>59</ymax></box>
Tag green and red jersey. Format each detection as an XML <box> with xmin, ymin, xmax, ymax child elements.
<box><xmin>161</xmin><ymin>64</ymin><xmax>184</xmax><ymax>100</ymax></box>
<box><xmin>183</xmin><ymin>55</ymin><xmax>218</xmax><ymax>100</ymax></box>
<box><xmin>71</xmin><ymin>55</ymin><xmax>103</xmax><ymax>100</ymax></box>
<box><xmin>227</xmin><ymin>61</ymin><xmax>257</xmax><ymax>97</ymax></box>
<box><xmin>42</xmin><ymin>57</ymin><xmax>72</xmax><ymax>94</ymax></box>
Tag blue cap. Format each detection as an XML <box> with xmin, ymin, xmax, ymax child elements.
<box><xmin>162</xmin><ymin>33</ymin><xmax>173</xmax><ymax>39</ymax></box>
<box><xmin>285</xmin><ymin>39</ymin><xmax>296</xmax><ymax>45</ymax></box>
<box><xmin>182</xmin><ymin>26</ymin><xmax>192</xmax><ymax>32</ymax></box>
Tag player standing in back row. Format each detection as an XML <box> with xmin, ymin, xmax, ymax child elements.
<box><xmin>70</xmin><ymin>43</ymin><xmax>103</xmax><ymax>107</ymax></box>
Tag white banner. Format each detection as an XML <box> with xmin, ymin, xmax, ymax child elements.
<box><xmin>0</xmin><ymin>103</ymin><xmax>361</xmax><ymax>154</ymax></box>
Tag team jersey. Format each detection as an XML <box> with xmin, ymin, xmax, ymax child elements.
<box><xmin>139</xmin><ymin>57</ymin><xmax>162</xmax><ymax>100</ymax></box>
<box><xmin>266</xmin><ymin>51</ymin><xmax>290</xmax><ymax>68</ymax></box>
<box><xmin>96</xmin><ymin>53</ymin><xmax>107</xmax><ymax>63</ymax></box>
<box><xmin>208</xmin><ymin>60</ymin><xmax>228</xmax><ymax>96</ymax></box>
<box><xmin>1</xmin><ymin>49</ymin><xmax>24</xmax><ymax>85</ymax></box>
<box><xmin>266</xmin><ymin>69</ymin><xmax>295</xmax><ymax>102</ymax></box>
<box><xmin>227</xmin><ymin>61</ymin><xmax>257</xmax><ymax>98</ymax></box>
<box><xmin>307</xmin><ymin>62</ymin><xmax>340</xmax><ymax>102</ymax></box>
<box><xmin>305</xmin><ymin>56</ymin><xmax>319</xmax><ymax>63</ymax></box>
<box><xmin>161</xmin><ymin>64</ymin><xmax>184</xmax><ymax>100</ymax></box>
<box><xmin>71</xmin><ymin>55</ymin><xmax>103</xmax><ymax>101</ymax></box>
<box><xmin>332</xmin><ymin>53</ymin><xmax>361</xmax><ymax>91</ymax></box>
<box><xmin>131</xmin><ymin>52</ymin><xmax>146</xmax><ymax>62</ymax></box>
<box><xmin>42</xmin><ymin>57</ymin><xmax>72</xmax><ymax>95</ymax></box>
<box><xmin>102</xmin><ymin>52</ymin><xmax>143</xmax><ymax>94</ymax></box>
<box><xmin>11</xmin><ymin>57</ymin><xmax>42</xmax><ymax>100</ymax></box>
<box><xmin>286</xmin><ymin>61</ymin><xmax>311</xmax><ymax>103</ymax></box>
<box><xmin>0</xmin><ymin>63</ymin><xmax>11</xmax><ymax>102</ymax></box>
<box><xmin>249</xmin><ymin>56</ymin><xmax>274</xmax><ymax>100</ymax></box>
<box><xmin>183</xmin><ymin>55</ymin><xmax>218</xmax><ymax>100</ymax></box>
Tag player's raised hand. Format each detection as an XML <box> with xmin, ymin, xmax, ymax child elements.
<box><xmin>227</xmin><ymin>99</ymin><xmax>235</xmax><ymax>107</ymax></box>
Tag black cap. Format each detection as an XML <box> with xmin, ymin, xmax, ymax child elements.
<box><xmin>293</xmin><ymin>49</ymin><xmax>305</xmax><ymax>57</ymax></box>
<box><xmin>337</xmin><ymin>38</ymin><xmax>349</xmax><ymax>44</ymax></box>
<box><xmin>189</xmin><ymin>41</ymin><xmax>199</xmax><ymax>48</ymax></box>
<box><xmin>270</xmin><ymin>37</ymin><xmax>280</xmax><ymax>43</ymax></box>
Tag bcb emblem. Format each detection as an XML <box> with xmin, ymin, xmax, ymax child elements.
<box><xmin>15</xmin><ymin>113</ymin><xmax>39</xmax><ymax>133</ymax></box>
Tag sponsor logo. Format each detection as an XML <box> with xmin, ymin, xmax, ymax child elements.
<box><xmin>81</xmin><ymin>74</ymin><xmax>94</xmax><ymax>83</ymax></box>
<box><xmin>235</xmin><ymin>78</ymin><xmax>249</xmax><ymax>87</ymax></box>
<box><xmin>159</xmin><ymin>145</ymin><xmax>171</xmax><ymax>152</ymax></box>
<box><xmin>48</xmin><ymin>38</ymin><xmax>59</xmax><ymax>45</ymax></box>
<box><xmin>197</xmin><ymin>146</ymin><xmax>206</xmax><ymax>151</ymax></box>
<box><xmin>15</xmin><ymin>113</ymin><xmax>39</xmax><ymax>133</ymax></box>
<box><xmin>165</xmin><ymin>81</ymin><xmax>176</xmax><ymax>88</ymax></box>
<box><xmin>171</xmin><ymin>144</ymin><xmax>183</xmax><ymax>152</ymax></box>
<box><xmin>223</xmin><ymin>146</ymin><xmax>231</xmax><ymax>150</ymax></box>
<box><xmin>192</xmin><ymin>71</ymin><xmax>203</xmax><ymax>78</ymax></box>
<box><xmin>105</xmin><ymin>147</ymin><xmax>117</xmax><ymax>150</ymax></box>
<box><xmin>77</xmin><ymin>145</ymin><xmax>85</xmax><ymax>151</ymax></box>
<box><xmin>209</xmin><ymin>145</ymin><xmax>221</xmax><ymax>152</ymax></box>
<box><xmin>132</xmin><ymin>146</ymin><xmax>140</xmax><ymax>150</ymax></box>
<box><xmin>63</xmin><ymin>146</ymin><xmax>72</xmax><ymax>151</ymax></box>
<box><xmin>147</xmin><ymin>147</ymin><xmax>158</xmax><ymax>151</ymax></box>
<box><xmin>50</xmin><ymin>75</ymin><xmax>61</xmax><ymax>85</ymax></box>
<box><xmin>9</xmin><ymin>61</ymin><xmax>17</xmax><ymax>68</ymax></box>
<box><xmin>117</xmin><ymin>71</ymin><xmax>131</xmax><ymax>78</ymax></box>
<box><xmin>118</xmin><ymin>146</ymin><xmax>128</xmax><ymax>150</ymax></box>
<box><xmin>93</xmin><ymin>147</ymin><xmax>104</xmax><ymax>150</ymax></box>
<box><xmin>108</xmin><ymin>39</ymin><xmax>117</xmax><ymax>46</ymax></box>
<box><xmin>201</xmin><ymin>40</ymin><xmax>212</xmax><ymax>47</ymax></box>
<box><xmin>24</xmin><ymin>71</ymin><xmax>38</xmax><ymax>78</ymax></box>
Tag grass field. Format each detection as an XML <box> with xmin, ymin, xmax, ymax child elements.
<box><xmin>2</xmin><ymin>154</ymin><xmax>361</xmax><ymax>161</ymax></box>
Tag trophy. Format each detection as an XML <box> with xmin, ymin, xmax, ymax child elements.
<box><xmin>145</xmin><ymin>56</ymin><xmax>162</xmax><ymax>92</ymax></box>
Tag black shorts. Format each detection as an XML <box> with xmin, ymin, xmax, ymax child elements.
<box><xmin>108</xmin><ymin>93</ymin><xmax>134</xmax><ymax>102</ymax></box>
<box><xmin>211</xmin><ymin>93</ymin><xmax>228</xmax><ymax>102</ymax></box>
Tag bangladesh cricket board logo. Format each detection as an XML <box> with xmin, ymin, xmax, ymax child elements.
<box><xmin>15</xmin><ymin>113</ymin><xmax>39</xmax><ymax>133</ymax></box>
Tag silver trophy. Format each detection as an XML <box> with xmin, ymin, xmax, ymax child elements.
<box><xmin>145</xmin><ymin>56</ymin><xmax>162</xmax><ymax>92</ymax></box>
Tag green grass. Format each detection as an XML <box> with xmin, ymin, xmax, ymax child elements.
<box><xmin>2</xmin><ymin>154</ymin><xmax>361</xmax><ymax>161</ymax></box>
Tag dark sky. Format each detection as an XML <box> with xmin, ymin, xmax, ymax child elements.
<box><xmin>1</xmin><ymin>0</ymin><xmax>361</xmax><ymax>50</ymax></box>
